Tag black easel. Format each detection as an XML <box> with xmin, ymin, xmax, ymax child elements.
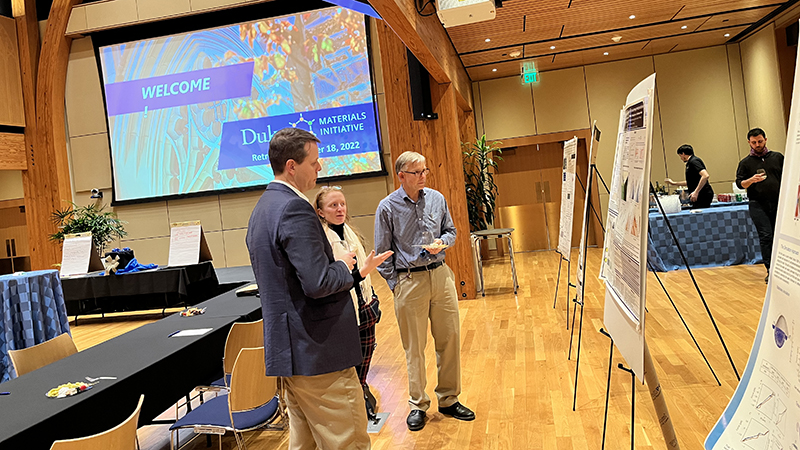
<box><xmin>617</xmin><ymin>363</ymin><xmax>637</xmax><ymax>450</ymax></box>
<box><xmin>599</xmin><ymin>328</ymin><xmax>614</xmax><ymax>450</ymax></box>
<box><xmin>649</xmin><ymin>183</ymin><xmax>740</xmax><ymax>381</ymax></box>
<box><xmin>553</xmin><ymin>255</ymin><xmax>573</xmax><ymax>329</ymax></box>
<box><xmin>570</xmin><ymin>165</ymin><xmax>722</xmax><ymax>412</ymax></box>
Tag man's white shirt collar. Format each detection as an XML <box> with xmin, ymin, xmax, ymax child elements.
<box><xmin>271</xmin><ymin>180</ymin><xmax>309</xmax><ymax>202</ymax></box>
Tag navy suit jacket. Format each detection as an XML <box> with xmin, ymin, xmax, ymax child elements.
<box><xmin>246</xmin><ymin>183</ymin><xmax>361</xmax><ymax>376</ymax></box>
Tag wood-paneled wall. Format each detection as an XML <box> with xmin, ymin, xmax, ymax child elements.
<box><xmin>376</xmin><ymin>21</ymin><xmax>476</xmax><ymax>299</ymax></box>
<box><xmin>0</xmin><ymin>133</ymin><xmax>26</xmax><ymax>170</ymax></box>
<box><xmin>0</xmin><ymin>16</ymin><xmax>25</xmax><ymax>127</ymax></box>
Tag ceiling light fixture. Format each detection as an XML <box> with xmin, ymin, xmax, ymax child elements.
<box><xmin>509</xmin><ymin>50</ymin><xmax>521</xmax><ymax>58</ymax></box>
<box><xmin>611</xmin><ymin>36</ymin><xmax>622</xmax><ymax>43</ymax></box>
<box><xmin>485</xmin><ymin>38</ymin><xmax>491</xmax><ymax>42</ymax></box>
<box><xmin>681</xmin><ymin>25</ymin><xmax>687</xmax><ymax>29</ymax></box>
<box><xmin>492</xmin><ymin>68</ymin><xmax>497</xmax><ymax>72</ymax></box>
<box><xmin>724</xmin><ymin>33</ymin><xmax>730</xmax><ymax>37</ymax></box>
<box><xmin>629</xmin><ymin>14</ymin><xmax>635</xmax><ymax>19</ymax></box>
<box><xmin>604</xmin><ymin>52</ymin><xmax>609</xmax><ymax>56</ymax></box>
<box><xmin>550</xmin><ymin>45</ymin><xmax>556</xmax><ymax>50</ymax></box>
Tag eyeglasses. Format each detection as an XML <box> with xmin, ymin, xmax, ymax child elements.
<box><xmin>402</xmin><ymin>168</ymin><xmax>430</xmax><ymax>177</ymax></box>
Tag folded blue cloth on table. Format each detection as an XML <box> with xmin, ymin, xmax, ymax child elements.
<box><xmin>115</xmin><ymin>258</ymin><xmax>158</xmax><ymax>274</ymax></box>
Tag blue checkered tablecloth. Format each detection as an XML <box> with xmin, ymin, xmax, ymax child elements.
<box><xmin>647</xmin><ymin>204</ymin><xmax>762</xmax><ymax>272</ymax></box>
<box><xmin>0</xmin><ymin>270</ymin><xmax>70</xmax><ymax>382</ymax></box>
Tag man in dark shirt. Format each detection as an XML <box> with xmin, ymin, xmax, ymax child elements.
<box><xmin>665</xmin><ymin>144</ymin><xmax>714</xmax><ymax>209</ymax></box>
<box><xmin>736</xmin><ymin>128</ymin><xmax>784</xmax><ymax>283</ymax></box>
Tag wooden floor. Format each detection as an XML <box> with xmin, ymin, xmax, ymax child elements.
<box><xmin>71</xmin><ymin>248</ymin><xmax>767</xmax><ymax>449</ymax></box>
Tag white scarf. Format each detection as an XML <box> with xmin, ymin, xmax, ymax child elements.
<box><xmin>323</xmin><ymin>223</ymin><xmax>373</xmax><ymax>326</ymax></box>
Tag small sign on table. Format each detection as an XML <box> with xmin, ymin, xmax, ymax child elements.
<box><xmin>60</xmin><ymin>232</ymin><xmax>104</xmax><ymax>277</ymax></box>
<box><xmin>168</xmin><ymin>221</ymin><xmax>213</xmax><ymax>267</ymax></box>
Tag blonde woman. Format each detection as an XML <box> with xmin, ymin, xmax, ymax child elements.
<box><xmin>315</xmin><ymin>186</ymin><xmax>382</xmax><ymax>421</ymax></box>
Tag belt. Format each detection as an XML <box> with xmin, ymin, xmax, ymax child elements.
<box><xmin>405</xmin><ymin>261</ymin><xmax>444</xmax><ymax>273</ymax></box>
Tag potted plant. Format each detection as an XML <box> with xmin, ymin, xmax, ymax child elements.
<box><xmin>463</xmin><ymin>134</ymin><xmax>503</xmax><ymax>233</ymax></box>
<box><xmin>49</xmin><ymin>202</ymin><xmax>127</xmax><ymax>256</ymax></box>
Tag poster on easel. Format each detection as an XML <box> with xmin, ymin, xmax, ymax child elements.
<box><xmin>601</xmin><ymin>73</ymin><xmax>655</xmax><ymax>380</ymax></box>
<box><xmin>60</xmin><ymin>232</ymin><xmax>104</xmax><ymax>277</ymax></box>
<box><xmin>167</xmin><ymin>221</ymin><xmax>213</xmax><ymax>267</ymax></box>
<box><xmin>706</xmin><ymin>26</ymin><xmax>800</xmax><ymax>449</ymax></box>
<box><xmin>558</xmin><ymin>137</ymin><xmax>579</xmax><ymax>259</ymax></box>
<box><xmin>575</xmin><ymin>124</ymin><xmax>599</xmax><ymax>305</ymax></box>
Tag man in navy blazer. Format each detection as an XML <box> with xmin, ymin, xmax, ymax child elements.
<box><xmin>246</xmin><ymin>127</ymin><xmax>390</xmax><ymax>450</ymax></box>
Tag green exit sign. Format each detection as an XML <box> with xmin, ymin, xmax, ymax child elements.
<box><xmin>521</xmin><ymin>61</ymin><xmax>539</xmax><ymax>84</ymax></box>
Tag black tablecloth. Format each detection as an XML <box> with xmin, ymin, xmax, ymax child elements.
<box><xmin>61</xmin><ymin>262</ymin><xmax>219</xmax><ymax>316</ymax></box>
<box><xmin>161</xmin><ymin>289</ymin><xmax>262</xmax><ymax>323</ymax></box>
<box><xmin>0</xmin><ymin>300</ymin><xmax>261</xmax><ymax>449</ymax></box>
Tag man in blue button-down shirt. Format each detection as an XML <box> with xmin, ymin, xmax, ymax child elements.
<box><xmin>374</xmin><ymin>151</ymin><xmax>475</xmax><ymax>431</ymax></box>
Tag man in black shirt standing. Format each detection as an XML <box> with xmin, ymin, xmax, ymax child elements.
<box><xmin>665</xmin><ymin>144</ymin><xmax>714</xmax><ymax>209</ymax></box>
<box><xmin>736</xmin><ymin>128</ymin><xmax>784</xmax><ymax>283</ymax></box>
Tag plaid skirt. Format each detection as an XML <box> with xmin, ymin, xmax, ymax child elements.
<box><xmin>356</xmin><ymin>293</ymin><xmax>381</xmax><ymax>385</ymax></box>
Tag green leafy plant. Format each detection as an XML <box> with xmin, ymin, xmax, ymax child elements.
<box><xmin>49</xmin><ymin>203</ymin><xmax>127</xmax><ymax>255</ymax></box>
<box><xmin>463</xmin><ymin>135</ymin><xmax>503</xmax><ymax>232</ymax></box>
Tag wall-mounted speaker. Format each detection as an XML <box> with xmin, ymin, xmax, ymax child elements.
<box><xmin>407</xmin><ymin>50</ymin><xmax>438</xmax><ymax>121</ymax></box>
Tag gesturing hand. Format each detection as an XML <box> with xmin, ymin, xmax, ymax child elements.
<box><xmin>360</xmin><ymin>250</ymin><xmax>394</xmax><ymax>278</ymax></box>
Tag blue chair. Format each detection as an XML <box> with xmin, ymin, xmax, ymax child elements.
<box><xmin>169</xmin><ymin>347</ymin><xmax>282</xmax><ymax>450</ymax></box>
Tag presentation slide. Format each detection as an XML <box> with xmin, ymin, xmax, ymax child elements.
<box><xmin>98</xmin><ymin>6</ymin><xmax>383</xmax><ymax>203</ymax></box>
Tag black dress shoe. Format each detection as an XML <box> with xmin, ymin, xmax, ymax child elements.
<box><xmin>406</xmin><ymin>410</ymin><xmax>426</xmax><ymax>431</ymax></box>
<box><xmin>438</xmin><ymin>402</ymin><xmax>475</xmax><ymax>421</ymax></box>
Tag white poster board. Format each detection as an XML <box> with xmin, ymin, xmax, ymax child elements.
<box><xmin>601</xmin><ymin>73</ymin><xmax>655</xmax><ymax>380</ymax></box>
<box><xmin>576</xmin><ymin>124</ymin><xmax>599</xmax><ymax>305</ymax></box>
<box><xmin>168</xmin><ymin>221</ymin><xmax>213</xmax><ymax>267</ymax></box>
<box><xmin>60</xmin><ymin>232</ymin><xmax>104</xmax><ymax>277</ymax></box>
<box><xmin>706</xmin><ymin>32</ymin><xmax>800</xmax><ymax>449</ymax></box>
<box><xmin>558</xmin><ymin>137</ymin><xmax>579</xmax><ymax>259</ymax></box>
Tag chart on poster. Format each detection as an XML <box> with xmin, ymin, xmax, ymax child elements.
<box><xmin>706</xmin><ymin>32</ymin><xmax>800</xmax><ymax>449</ymax></box>
<box><xmin>558</xmin><ymin>137</ymin><xmax>578</xmax><ymax>259</ymax></box>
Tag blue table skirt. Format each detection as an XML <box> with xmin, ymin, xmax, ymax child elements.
<box><xmin>1</xmin><ymin>270</ymin><xmax>71</xmax><ymax>382</ymax></box>
<box><xmin>647</xmin><ymin>204</ymin><xmax>762</xmax><ymax>272</ymax></box>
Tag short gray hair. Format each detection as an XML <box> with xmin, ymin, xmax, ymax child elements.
<box><xmin>395</xmin><ymin>151</ymin><xmax>426</xmax><ymax>174</ymax></box>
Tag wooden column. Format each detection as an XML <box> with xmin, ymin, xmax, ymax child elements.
<box><xmin>377</xmin><ymin>21</ymin><xmax>476</xmax><ymax>299</ymax></box>
<box><xmin>376</xmin><ymin>20</ymin><xmax>421</xmax><ymax>186</ymax></box>
<box><xmin>15</xmin><ymin>0</ymin><xmax>79</xmax><ymax>270</ymax></box>
<box><xmin>425</xmin><ymin>82</ymin><xmax>476</xmax><ymax>299</ymax></box>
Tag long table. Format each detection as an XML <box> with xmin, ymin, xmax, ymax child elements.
<box><xmin>61</xmin><ymin>262</ymin><xmax>219</xmax><ymax>317</ymax></box>
<box><xmin>647</xmin><ymin>203</ymin><xmax>762</xmax><ymax>272</ymax></box>
<box><xmin>0</xmin><ymin>272</ymin><xmax>261</xmax><ymax>449</ymax></box>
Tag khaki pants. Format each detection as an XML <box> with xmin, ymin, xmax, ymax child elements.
<box><xmin>393</xmin><ymin>263</ymin><xmax>461</xmax><ymax>411</ymax></box>
<box><xmin>283</xmin><ymin>367</ymin><xmax>371</xmax><ymax>450</ymax></box>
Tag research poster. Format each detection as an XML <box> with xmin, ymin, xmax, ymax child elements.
<box><xmin>602</xmin><ymin>73</ymin><xmax>655</xmax><ymax>379</ymax></box>
<box><xmin>558</xmin><ymin>137</ymin><xmax>579</xmax><ymax>259</ymax></box>
<box><xmin>706</xmin><ymin>33</ymin><xmax>800</xmax><ymax>450</ymax></box>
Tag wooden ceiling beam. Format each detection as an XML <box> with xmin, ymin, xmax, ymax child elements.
<box><xmin>368</xmin><ymin>0</ymin><xmax>473</xmax><ymax>111</ymax></box>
